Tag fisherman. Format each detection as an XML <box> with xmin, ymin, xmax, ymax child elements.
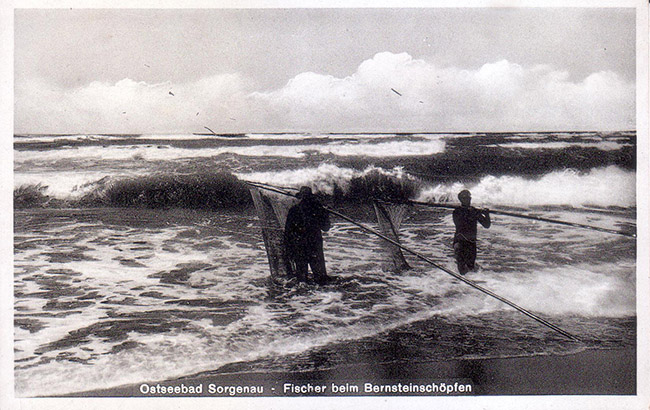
<box><xmin>284</xmin><ymin>186</ymin><xmax>332</xmax><ymax>284</ymax></box>
<box><xmin>453</xmin><ymin>189</ymin><xmax>490</xmax><ymax>275</ymax></box>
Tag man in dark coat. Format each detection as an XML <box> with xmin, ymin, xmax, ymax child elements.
<box><xmin>284</xmin><ymin>186</ymin><xmax>332</xmax><ymax>284</ymax></box>
<box><xmin>453</xmin><ymin>189</ymin><xmax>491</xmax><ymax>275</ymax></box>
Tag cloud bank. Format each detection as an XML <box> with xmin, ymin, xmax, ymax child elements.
<box><xmin>15</xmin><ymin>52</ymin><xmax>635</xmax><ymax>134</ymax></box>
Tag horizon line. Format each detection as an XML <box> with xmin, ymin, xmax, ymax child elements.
<box><xmin>13</xmin><ymin>129</ymin><xmax>638</xmax><ymax>137</ymax></box>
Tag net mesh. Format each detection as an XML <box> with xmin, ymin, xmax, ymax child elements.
<box><xmin>249</xmin><ymin>188</ymin><xmax>296</xmax><ymax>279</ymax></box>
<box><xmin>373</xmin><ymin>201</ymin><xmax>411</xmax><ymax>273</ymax></box>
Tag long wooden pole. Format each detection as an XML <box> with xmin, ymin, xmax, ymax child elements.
<box><xmin>409</xmin><ymin>200</ymin><xmax>635</xmax><ymax>238</ymax></box>
<box><xmin>242</xmin><ymin>180</ymin><xmax>581</xmax><ymax>342</ymax></box>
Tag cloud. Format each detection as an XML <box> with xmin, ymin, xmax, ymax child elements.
<box><xmin>15</xmin><ymin>74</ymin><xmax>252</xmax><ymax>134</ymax></box>
<box><xmin>252</xmin><ymin>52</ymin><xmax>635</xmax><ymax>132</ymax></box>
<box><xmin>15</xmin><ymin>52</ymin><xmax>635</xmax><ymax>134</ymax></box>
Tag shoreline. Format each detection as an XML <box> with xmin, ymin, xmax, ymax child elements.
<box><xmin>63</xmin><ymin>347</ymin><xmax>635</xmax><ymax>397</ymax></box>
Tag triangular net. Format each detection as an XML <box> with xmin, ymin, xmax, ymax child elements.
<box><xmin>249</xmin><ymin>188</ymin><xmax>296</xmax><ymax>279</ymax></box>
<box><xmin>373</xmin><ymin>201</ymin><xmax>411</xmax><ymax>273</ymax></box>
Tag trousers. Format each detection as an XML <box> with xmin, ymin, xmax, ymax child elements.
<box><xmin>453</xmin><ymin>238</ymin><xmax>477</xmax><ymax>275</ymax></box>
<box><xmin>289</xmin><ymin>247</ymin><xmax>328</xmax><ymax>284</ymax></box>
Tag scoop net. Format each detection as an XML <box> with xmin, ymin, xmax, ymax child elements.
<box><xmin>249</xmin><ymin>187</ymin><xmax>296</xmax><ymax>279</ymax></box>
<box><xmin>373</xmin><ymin>201</ymin><xmax>411</xmax><ymax>273</ymax></box>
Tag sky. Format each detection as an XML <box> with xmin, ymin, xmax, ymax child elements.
<box><xmin>13</xmin><ymin>7</ymin><xmax>637</xmax><ymax>134</ymax></box>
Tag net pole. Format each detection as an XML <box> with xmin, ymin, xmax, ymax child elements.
<box><xmin>410</xmin><ymin>200</ymin><xmax>635</xmax><ymax>238</ymax></box>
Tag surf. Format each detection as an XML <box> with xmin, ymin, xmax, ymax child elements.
<box><xmin>14</xmin><ymin>165</ymin><xmax>637</xmax><ymax>210</ymax></box>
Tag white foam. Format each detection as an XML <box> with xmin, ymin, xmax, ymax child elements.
<box><xmin>396</xmin><ymin>259</ymin><xmax>635</xmax><ymax>318</ymax></box>
<box><xmin>14</xmin><ymin>171</ymin><xmax>137</xmax><ymax>199</ymax></box>
<box><xmin>14</xmin><ymin>137</ymin><xmax>447</xmax><ymax>165</ymax></box>
<box><xmin>480</xmin><ymin>262</ymin><xmax>636</xmax><ymax>317</ymax></box>
<box><xmin>417</xmin><ymin>166</ymin><xmax>636</xmax><ymax>207</ymax></box>
<box><xmin>238</xmin><ymin>164</ymin><xmax>356</xmax><ymax>194</ymax></box>
<box><xmin>320</xmin><ymin>139</ymin><xmax>446</xmax><ymax>156</ymax></box>
<box><xmin>238</xmin><ymin>164</ymin><xmax>415</xmax><ymax>195</ymax></box>
<box><xmin>14</xmin><ymin>134</ymin><xmax>99</xmax><ymax>143</ymax></box>
<box><xmin>15</xmin><ymin>286</ymin><xmax>433</xmax><ymax>397</ymax></box>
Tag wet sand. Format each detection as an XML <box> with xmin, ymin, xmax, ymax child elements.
<box><xmin>67</xmin><ymin>347</ymin><xmax>635</xmax><ymax>397</ymax></box>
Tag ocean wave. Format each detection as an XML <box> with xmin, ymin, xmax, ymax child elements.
<box><xmin>14</xmin><ymin>167</ymin><xmax>417</xmax><ymax>209</ymax></box>
<box><xmin>493</xmin><ymin>141</ymin><xmax>631</xmax><ymax>151</ymax></box>
<box><xmin>14</xmin><ymin>184</ymin><xmax>50</xmax><ymax>208</ymax></box>
<box><xmin>13</xmin><ymin>134</ymin><xmax>106</xmax><ymax>143</ymax></box>
<box><xmin>13</xmin><ymin>132</ymin><xmax>450</xmax><ymax>143</ymax></box>
<box><xmin>417</xmin><ymin>166</ymin><xmax>635</xmax><ymax>208</ymax></box>
<box><xmin>14</xmin><ymin>170</ymin><xmax>138</xmax><ymax>200</ymax></box>
<box><xmin>237</xmin><ymin>164</ymin><xmax>416</xmax><ymax>195</ymax></box>
<box><xmin>14</xmin><ymin>173</ymin><xmax>252</xmax><ymax>210</ymax></box>
<box><xmin>242</xmin><ymin>164</ymin><xmax>636</xmax><ymax>208</ymax></box>
<box><xmin>14</xmin><ymin>165</ymin><xmax>636</xmax><ymax>209</ymax></box>
<box><xmin>79</xmin><ymin>172</ymin><xmax>252</xmax><ymax>210</ymax></box>
<box><xmin>14</xmin><ymin>138</ymin><xmax>447</xmax><ymax>163</ymax></box>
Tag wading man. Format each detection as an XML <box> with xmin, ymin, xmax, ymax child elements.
<box><xmin>453</xmin><ymin>189</ymin><xmax>490</xmax><ymax>275</ymax></box>
<box><xmin>284</xmin><ymin>186</ymin><xmax>332</xmax><ymax>284</ymax></box>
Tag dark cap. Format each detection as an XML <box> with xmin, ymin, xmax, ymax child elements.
<box><xmin>458</xmin><ymin>189</ymin><xmax>471</xmax><ymax>200</ymax></box>
<box><xmin>296</xmin><ymin>186</ymin><xmax>313</xmax><ymax>199</ymax></box>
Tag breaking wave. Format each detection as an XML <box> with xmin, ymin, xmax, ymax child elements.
<box><xmin>417</xmin><ymin>166</ymin><xmax>636</xmax><ymax>208</ymax></box>
<box><xmin>14</xmin><ymin>165</ymin><xmax>635</xmax><ymax>210</ymax></box>
<box><xmin>14</xmin><ymin>138</ymin><xmax>447</xmax><ymax>163</ymax></box>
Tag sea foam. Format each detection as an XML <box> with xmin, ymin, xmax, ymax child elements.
<box><xmin>417</xmin><ymin>166</ymin><xmax>635</xmax><ymax>208</ymax></box>
<box><xmin>14</xmin><ymin>138</ymin><xmax>447</xmax><ymax>164</ymax></box>
<box><xmin>15</xmin><ymin>164</ymin><xmax>636</xmax><ymax>209</ymax></box>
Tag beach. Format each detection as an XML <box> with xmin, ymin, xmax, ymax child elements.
<box><xmin>68</xmin><ymin>347</ymin><xmax>636</xmax><ymax>397</ymax></box>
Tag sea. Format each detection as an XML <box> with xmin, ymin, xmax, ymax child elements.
<box><xmin>13</xmin><ymin>131</ymin><xmax>637</xmax><ymax>397</ymax></box>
